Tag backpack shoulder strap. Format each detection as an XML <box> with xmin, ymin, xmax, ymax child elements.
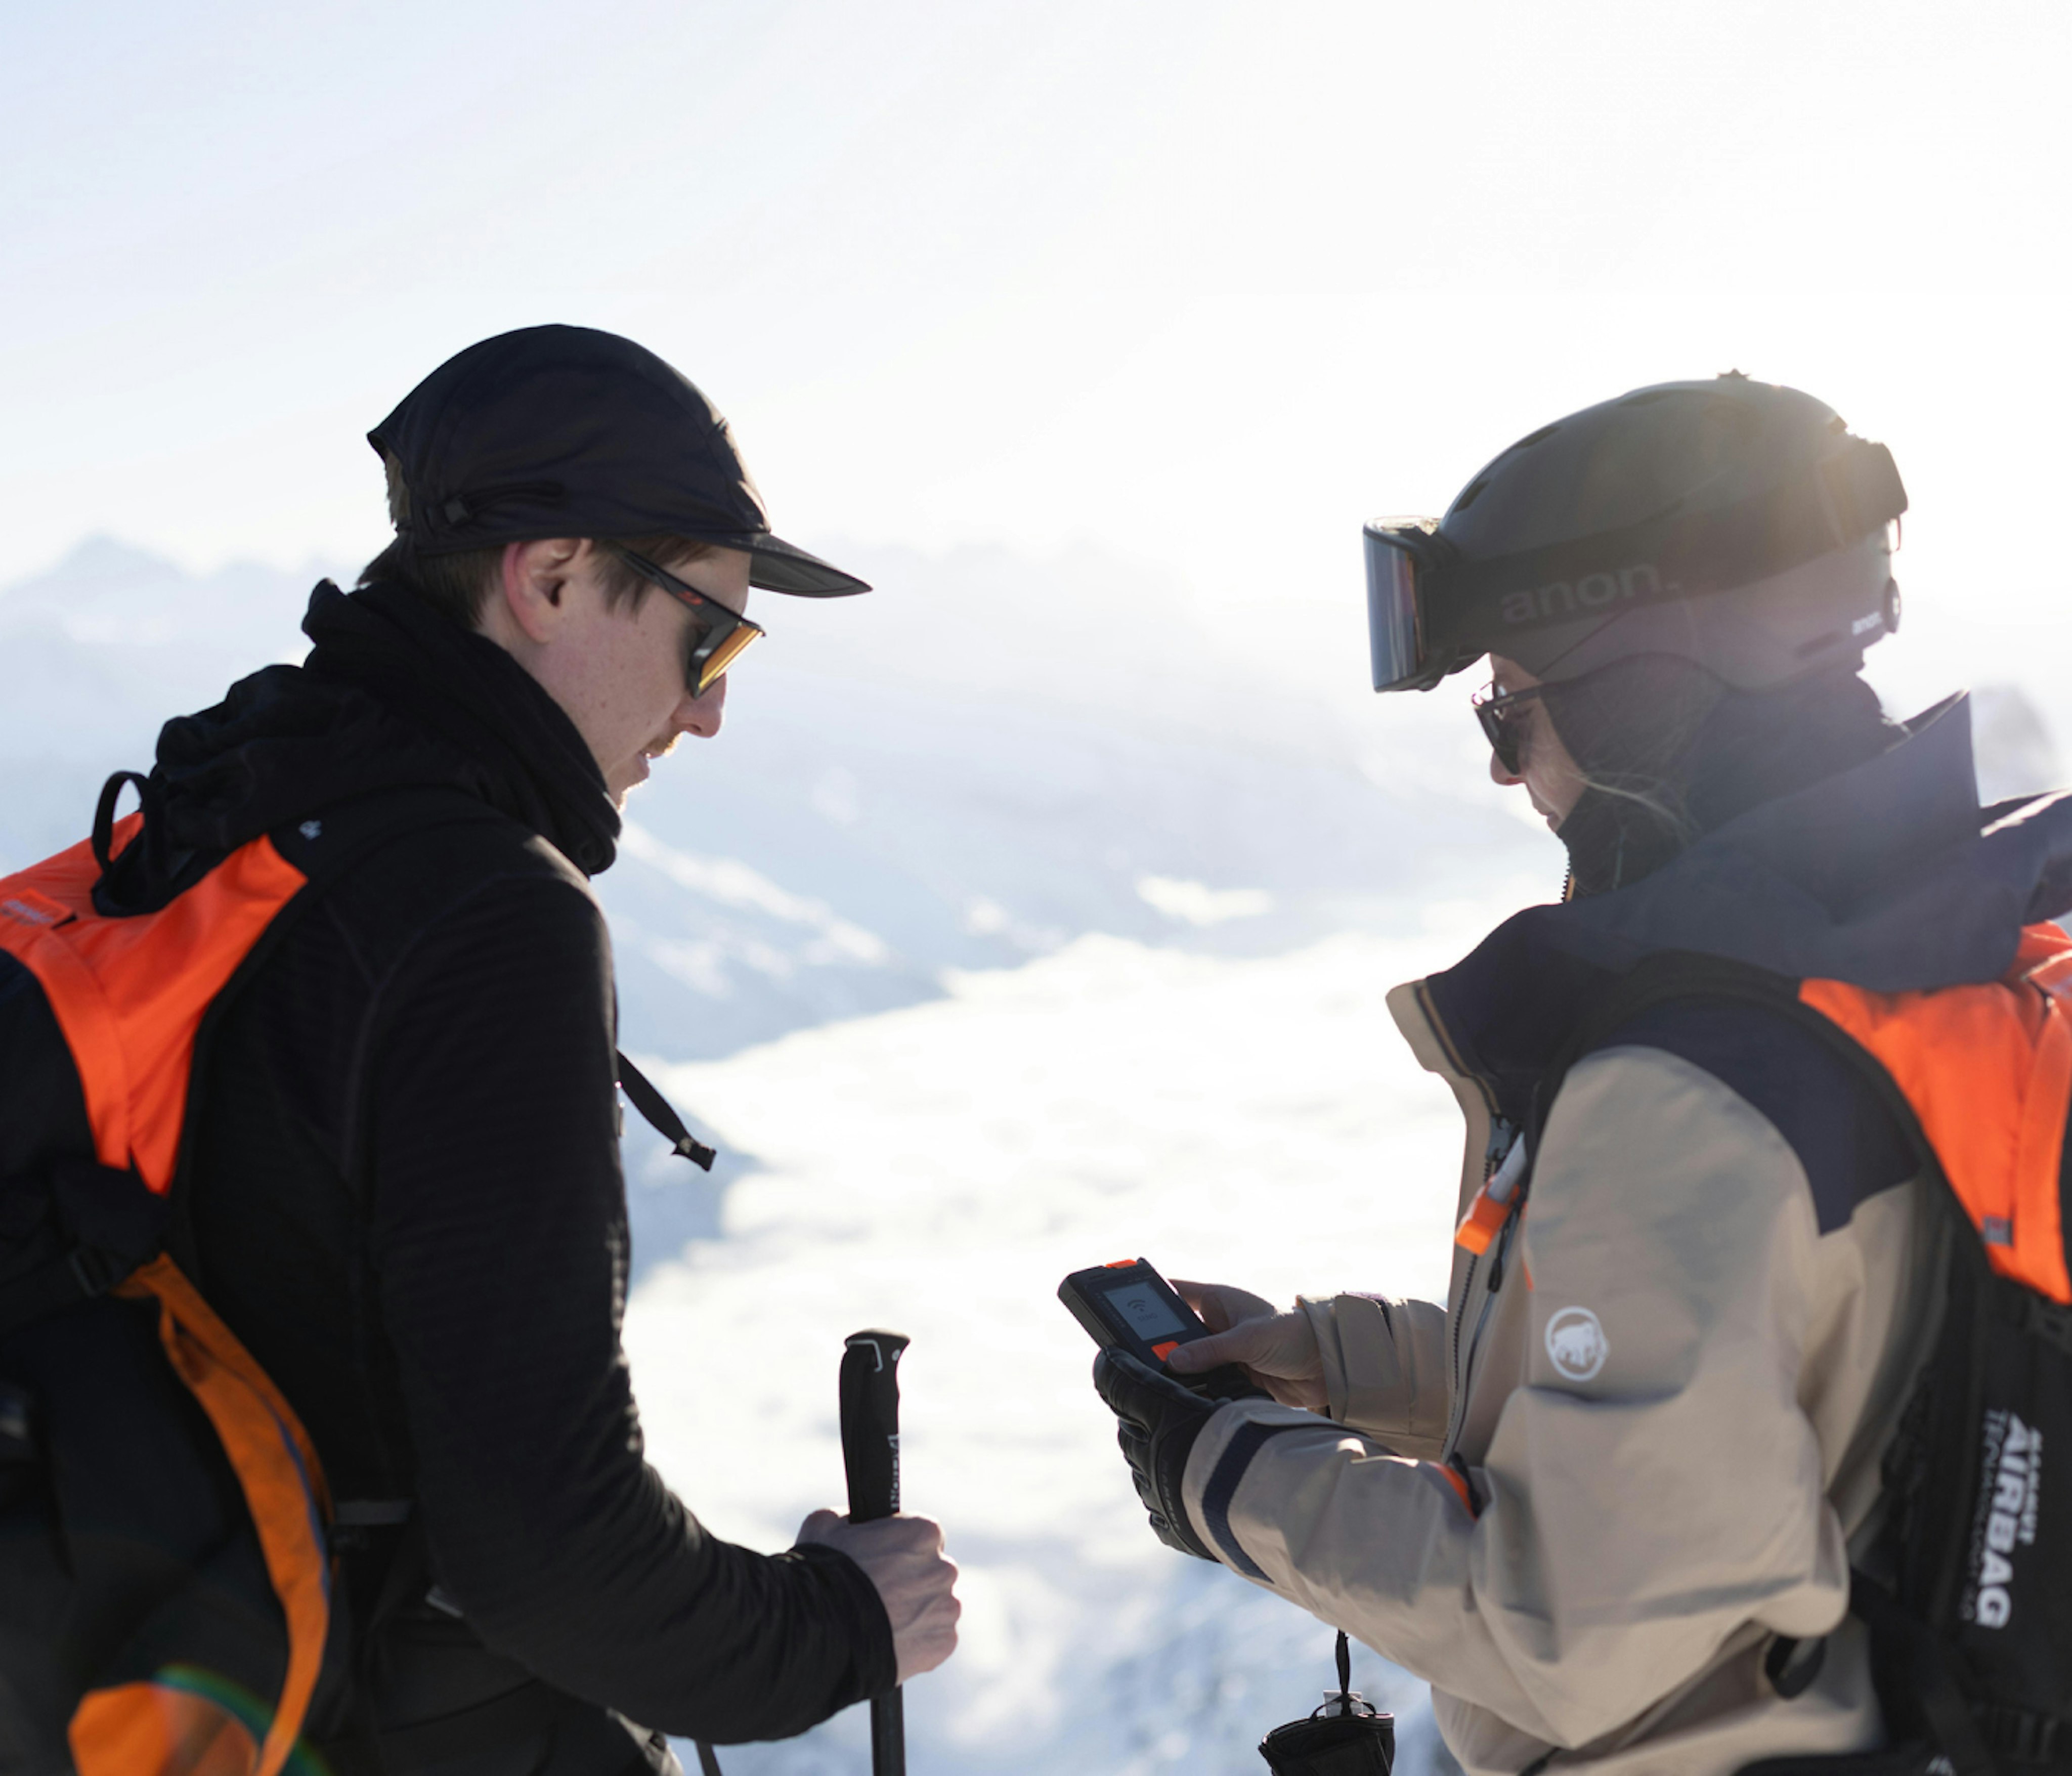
<box><xmin>1532</xmin><ymin>949</ymin><xmax>1944</xmax><ymax>1195</ymax></box>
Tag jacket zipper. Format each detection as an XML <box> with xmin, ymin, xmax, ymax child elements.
<box><xmin>1443</xmin><ymin>1115</ymin><xmax>1518</xmax><ymax>1459</ymax></box>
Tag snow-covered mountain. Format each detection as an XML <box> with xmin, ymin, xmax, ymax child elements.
<box><xmin>0</xmin><ymin>535</ymin><xmax>1544</xmax><ymax>1062</ymax></box>
<box><xmin>606</xmin><ymin>536</ymin><xmax>1571</xmax><ymax>1079</ymax></box>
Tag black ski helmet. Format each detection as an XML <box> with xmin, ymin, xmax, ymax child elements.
<box><xmin>1363</xmin><ymin>373</ymin><xmax>1907</xmax><ymax>692</ymax></box>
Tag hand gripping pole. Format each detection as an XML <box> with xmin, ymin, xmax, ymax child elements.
<box><xmin>840</xmin><ymin>1330</ymin><xmax>910</xmax><ymax>1776</ymax></box>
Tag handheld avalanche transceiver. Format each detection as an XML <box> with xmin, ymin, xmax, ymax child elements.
<box><xmin>1058</xmin><ymin>1258</ymin><xmax>1262</xmax><ymax>1401</ymax></box>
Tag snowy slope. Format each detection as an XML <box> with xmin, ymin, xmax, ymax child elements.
<box><xmin>623</xmin><ymin>920</ymin><xmax>1505</xmax><ymax>1775</ymax></box>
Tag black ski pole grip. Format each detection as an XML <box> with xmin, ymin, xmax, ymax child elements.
<box><xmin>840</xmin><ymin>1330</ymin><xmax>910</xmax><ymax>1776</ymax></box>
<box><xmin>840</xmin><ymin>1329</ymin><xmax>908</xmax><ymax>1522</ymax></box>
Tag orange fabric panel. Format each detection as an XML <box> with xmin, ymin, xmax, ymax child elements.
<box><xmin>116</xmin><ymin>1258</ymin><xmax>333</xmax><ymax>1776</ymax></box>
<box><xmin>1800</xmin><ymin>922</ymin><xmax>2072</xmax><ymax>1305</ymax></box>
<box><xmin>0</xmin><ymin>822</ymin><xmax>306</xmax><ymax>1195</ymax></box>
<box><xmin>71</xmin><ymin>1682</ymin><xmax>259</xmax><ymax>1776</ymax></box>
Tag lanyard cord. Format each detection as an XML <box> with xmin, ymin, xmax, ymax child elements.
<box><xmin>616</xmin><ymin>1052</ymin><xmax>717</xmax><ymax>1171</ymax></box>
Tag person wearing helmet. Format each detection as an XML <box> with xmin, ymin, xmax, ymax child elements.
<box><xmin>42</xmin><ymin>327</ymin><xmax>958</xmax><ymax>1771</ymax></box>
<box><xmin>1090</xmin><ymin>375</ymin><xmax>2072</xmax><ymax>1772</ymax></box>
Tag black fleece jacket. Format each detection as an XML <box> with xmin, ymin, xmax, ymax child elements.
<box><xmin>156</xmin><ymin>580</ymin><xmax>893</xmax><ymax>1743</ymax></box>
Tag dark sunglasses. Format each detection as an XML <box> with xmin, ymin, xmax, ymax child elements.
<box><xmin>1471</xmin><ymin>680</ymin><xmax>1552</xmax><ymax>774</ymax></box>
<box><xmin>613</xmin><ymin>547</ymin><xmax>765</xmax><ymax>695</ymax></box>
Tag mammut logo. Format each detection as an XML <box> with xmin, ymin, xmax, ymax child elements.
<box><xmin>1967</xmin><ymin>1409</ymin><xmax>2042</xmax><ymax>1629</ymax></box>
<box><xmin>1499</xmin><ymin>565</ymin><xmax>1674</xmax><ymax>626</ymax></box>
<box><xmin>1544</xmin><ymin>1307</ymin><xmax>1608</xmax><ymax>1382</ymax></box>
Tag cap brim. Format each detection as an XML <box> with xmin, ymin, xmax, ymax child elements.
<box><xmin>694</xmin><ymin>532</ymin><xmax>870</xmax><ymax>597</ymax></box>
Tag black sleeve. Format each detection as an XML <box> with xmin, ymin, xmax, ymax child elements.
<box><xmin>364</xmin><ymin>869</ymin><xmax>896</xmax><ymax>1741</ymax></box>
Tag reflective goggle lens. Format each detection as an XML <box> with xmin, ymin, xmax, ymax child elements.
<box><xmin>1363</xmin><ymin>522</ymin><xmax>1429</xmax><ymax>692</ymax></box>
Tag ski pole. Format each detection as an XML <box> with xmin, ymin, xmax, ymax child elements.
<box><xmin>840</xmin><ymin>1329</ymin><xmax>910</xmax><ymax>1776</ymax></box>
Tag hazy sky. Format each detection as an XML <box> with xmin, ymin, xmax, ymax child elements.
<box><xmin>5</xmin><ymin>0</ymin><xmax>2068</xmax><ymax>713</ymax></box>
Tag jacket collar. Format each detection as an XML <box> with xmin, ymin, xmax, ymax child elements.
<box><xmin>151</xmin><ymin>581</ymin><xmax>621</xmax><ymax>880</ymax></box>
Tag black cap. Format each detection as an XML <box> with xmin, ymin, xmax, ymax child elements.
<box><xmin>368</xmin><ymin>325</ymin><xmax>869</xmax><ymax>597</ymax></box>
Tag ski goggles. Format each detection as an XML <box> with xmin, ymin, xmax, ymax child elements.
<box><xmin>1363</xmin><ymin>520</ymin><xmax>1446</xmax><ymax>694</ymax></box>
<box><xmin>614</xmin><ymin>547</ymin><xmax>765</xmax><ymax>695</ymax></box>
<box><xmin>1363</xmin><ymin>437</ymin><xmax>1908</xmax><ymax>695</ymax></box>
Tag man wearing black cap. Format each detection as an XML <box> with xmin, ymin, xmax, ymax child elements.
<box><xmin>160</xmin><ymin>326</ymin><xmax>958</xmax><ymax>1771</ymax></box>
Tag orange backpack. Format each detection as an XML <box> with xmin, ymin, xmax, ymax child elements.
<box><xmin>0</xmin><ymin>778</ymin><xmax>709</xmax><ymax>1776</ymax></box>
<box><xmin>1531</xmin><ymin>934</ymin><xmax>2072</xmax><ymax>1774</ymax></box>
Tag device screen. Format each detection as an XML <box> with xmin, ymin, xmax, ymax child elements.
<box><xmin>1059</xmin><ymin>1258</ymin><xmax>1265</xmax><ymax>1403</ymax></box>
<box><xmin>1103</xmin><ymin>1279</ymin><xmax>1189</xmax><ymax>1341</ymax></box>
<box><xmin>1058</xmin><ymin>1257</ymin><xmax>1213</xmax><ymax>1367</ymax></box>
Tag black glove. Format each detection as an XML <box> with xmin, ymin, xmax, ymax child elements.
<box><xmin>1092</xmin><ymin>1349</ymin><xmax>1220</xmax><ymax>1561</ymax></box>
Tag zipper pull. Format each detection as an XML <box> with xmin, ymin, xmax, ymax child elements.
<box><xmin>1483</xmin><ymin>1116</ymin><xmax>1517</xmax><ymax>1181</ymax></box>
<box><xmin>1455</xmin><ymin>1133</ymin><xmax>1529</xmax><ymax>1258</ymax></box>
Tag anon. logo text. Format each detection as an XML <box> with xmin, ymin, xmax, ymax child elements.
<box><xmin>1967</xmin><ymin>1409</ymin><xmax>2042</xmax><ymax>1630</ymax></box>
<box><xmin>1500</xmin><ymin>564</ymin><xmax>1674</xmax><ymax>626</ymax></box>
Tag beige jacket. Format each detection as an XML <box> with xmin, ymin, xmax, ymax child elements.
<box><xmin>1179</xmin><ymin>977</ymin><xmax>1947</xmax><ymax>1775</ymax></box>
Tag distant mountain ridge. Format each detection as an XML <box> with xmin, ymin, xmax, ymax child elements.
<box><xmin>0</xmin><ymin>536</ymin><xmax>1544</xmax><ymax>1069</ymax></box>
<box><xmin>7</xmin><ymin>536</ymin><xmax>2055</xmax><ymax>1073</ymax></box>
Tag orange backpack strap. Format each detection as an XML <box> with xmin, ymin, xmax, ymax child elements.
<box><xmin>69</xmin><ymin>1257</ymin><xmax>336</xmax><ymax>1776</ymax></box>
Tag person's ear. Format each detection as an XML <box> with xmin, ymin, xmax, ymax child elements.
<box><xmin>496</xmin><ymin>539</ymin><xmax>586</xmax><ymax>643</ymax></box>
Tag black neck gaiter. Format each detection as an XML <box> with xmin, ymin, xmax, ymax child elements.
<box><xmin>1543</xmin><ymin>659</ymin><xmax>1897</xmax><ymax>897</ymax></box>
<box><xmin>301</xmin><ymin>580</ymin><xmax>622</xmax><ymax>875</ymax></box>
